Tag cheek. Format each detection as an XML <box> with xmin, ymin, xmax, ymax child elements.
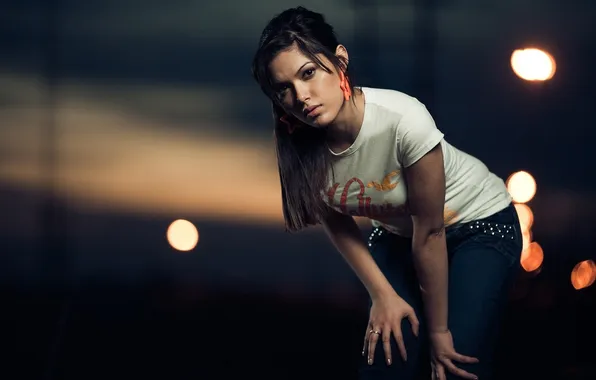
<box><xmin>277</xmin><ymin>93</ymin><xmax>297</xmax><ymax>114</ymax></box>
<box><xmin>321</xmin><ymin>76</ymin><xmax>343</xmax><ymax>111</ymax></box>
<box><xmin>322</xmin><ymin>75</ymin><xmax>340</xmax><ymax>97</ymax></box>
<box><xmin>335</xmin><ymin>79</ymin><xmax>347</xmax><ymax>104</ymax></box>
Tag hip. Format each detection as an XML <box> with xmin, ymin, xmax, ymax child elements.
<box><xmin>368</xmin><ymin>203</ymin><xmax>523</xmax><ymax>264</ymax></box>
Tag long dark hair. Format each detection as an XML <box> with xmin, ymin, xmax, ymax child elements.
<box><xmin>251</xmin><ymin>7</ymin><xmax>355</xmax><ymax>232</ymax></box>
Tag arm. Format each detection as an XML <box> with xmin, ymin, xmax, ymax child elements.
<box><xmin>397</xmin><ymin>101</ymin><xmax>479</xmax><ymax>378</ymax></box>
<box><xmin>322</xmin><ymin>209</ymin><xmax>395</xmax><ymax>301</ymax></box>
<box><xmin>323</xmin><ymin>208</ymin><xmax>420</xmax><ymax>365</ymax></box>
<box><xmin>403</xmin><ymin>143</ymin><xmax>449</xmax><ymax>332</ymax></box>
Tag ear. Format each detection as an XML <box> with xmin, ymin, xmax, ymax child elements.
<box><xmin>335</xmin><ymin>44</ymin><xmax>349</xmax><ymax>71</ymax></box>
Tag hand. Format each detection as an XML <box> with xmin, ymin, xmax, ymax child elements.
<box><xmin>430</xmin><ymin>330</ymin><xmax>479</xmax><ymax>380</ymax></box>
<box><xmin>362</xmin><ymin>291</ymin><xmax>420</xmax><ymax>366</ymax></box>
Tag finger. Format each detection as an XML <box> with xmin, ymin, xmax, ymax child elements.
<box><xmin>367</xmin><ymin>328</ymin><xmax>381</xmax><ymax>365</ymax></box>
<box><xmin>431</xmin><ymin>363</ymin><xmax>438</xmax><ymax>380</ymax></box>
<box><xmin>452</xmin><ymin>352</ymin><xmax>479</xmax><ymax>364</ymax></box>
<box><xmin>436</xmin><ymin>362</ymin><xmax>446</xmax><ymax>380</ymax></box>
<box><xmin>407</xmin><ymin>310</ymin><xmax>420</xmax><ymax>337</ymax></box>
<box><xmin>381</xmin><ymin>325</ymin><xmax>392</xmax><ymax>365</ymax></box>
<box><xmin>442</xmin><ymin>358</ymin><xmax>478</xmax><ymax>380</ymax></box>
<box><xmin>362</xmin><ymin>321</ymin><xmax>373</xmax><ymax>356</ymax></box>
<box><xmin>391</xmin><ymin>325</ymin><xmax>407</xmax><ymax>362</ymax></box>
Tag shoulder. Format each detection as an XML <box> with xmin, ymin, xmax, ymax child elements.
<box><xmin>362</xmin><ymin>88</ymin><xmax>444</xmax><ymax>167</ymax></box>
<box><xmin>362</xmin><ymin>87</ymin><xmax>438</xmax><ymax>138</ymax></box>
<box><xmin>361</xmin><ymin>87</ymin><xmax>420</xmax><ymax>117</ymax></box>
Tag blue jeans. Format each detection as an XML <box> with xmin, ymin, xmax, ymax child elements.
<box><xmin>359</xmin><ymin>203</ymin><xmax>523</xmax><ymax>380</ymax></box>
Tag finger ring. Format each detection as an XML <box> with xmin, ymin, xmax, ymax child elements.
<box><xmin>369</xmin><ymin>329</ymin><xmax>381</xmax><ymax>335</ymax></box>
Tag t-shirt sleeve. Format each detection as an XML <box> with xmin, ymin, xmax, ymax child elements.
<box><xmin>396</xmin><ymin>99</ymin><xmax>445</xmax><ymax>168</ymax></box>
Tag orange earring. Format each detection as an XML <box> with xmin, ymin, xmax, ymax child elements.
<box><xmin>339</xmin><ymin>71</ymin><xmax>352</xmax><ymax>101</ymax></box>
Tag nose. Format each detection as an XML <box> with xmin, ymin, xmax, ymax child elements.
<box><xmin>294</xmin><ymin>82</ymin><xmax>310</xmax><ymax>104</ymax></box>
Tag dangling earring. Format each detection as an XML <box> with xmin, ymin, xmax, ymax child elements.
<box><xmin>339</xmin><ymin>71</ymin><xmax>352</xmax><ymax>101</ymax></box>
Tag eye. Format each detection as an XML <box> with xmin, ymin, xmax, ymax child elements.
<box><xmin>303</xmin><ymin>68</ymin><xmax>315</xmax><ymax>78</ymax></box>
<box><xmin>275</xmin><ymin>85</ymin><xmax>290</xmax><ymax>98</ymax></box>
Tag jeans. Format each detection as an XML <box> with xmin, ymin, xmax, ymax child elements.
<box><xmin>359</xmin><ymin>203</ymin><xmax>523</xmax><ymax>380</ymax></box>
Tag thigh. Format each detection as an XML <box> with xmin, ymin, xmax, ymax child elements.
<box><xmin>358</xmin><ymin>228</ymin><xmax>429</xmax><ymax>380</ymax></box>
<box><xmin>446</xmin><ymin>219</ymin><xmax>523</xmax><ymax>380</ymax></box>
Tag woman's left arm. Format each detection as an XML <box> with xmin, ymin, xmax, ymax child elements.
<box><xmin>403</xmin><ymin>143</ymin><xmax>449</xmax><ymax>333</ymax></box>
<box><xmin>400</xmin><ymin>100</ymin><xmax>479</xmax><ymax>379</ymax></box>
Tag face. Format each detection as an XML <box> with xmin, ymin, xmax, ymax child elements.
<box><xmin>268</xmin><ymin>44</ymin><xmax>347</xmax><ymax>127</ymax></box>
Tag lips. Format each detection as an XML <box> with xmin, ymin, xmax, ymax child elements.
<box><xmin>304</xmin><ymin>105</ymin><xmax>321</xmax><ymax>117</ymax></box>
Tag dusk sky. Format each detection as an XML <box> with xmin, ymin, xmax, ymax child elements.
<box><xmin>1</xmin><ymin>0</ymin><xmax>595</xmax><ymax>292</ymax></box>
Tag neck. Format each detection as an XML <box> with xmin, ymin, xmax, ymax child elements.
<box><xmin>326</xmin><ymin>89</ymin><xmax>365</xmax><ymax>148</ymax></box>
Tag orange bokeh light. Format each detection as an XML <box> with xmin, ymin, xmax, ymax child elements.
<box><xmin>521</xmin><ymin>229</ymin><xmax>532</xmax><ymax>250</ymax></box>
<box><xmin>571</xmin><ymin>260</ymin><xmax>596</xmax><ymax>290</ymax></box>
<box><xmin>515</xmin><ymin>203</ymin><xmax>534</xmax><ymax>232</ymax></box>
<box><xmin>521</xmin><ymin>241</ymin><xmax>543</xmax><ymax>272</ymax></box>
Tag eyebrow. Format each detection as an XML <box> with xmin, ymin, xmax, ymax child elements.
<box><xmin>271</xmin><ymin>61</ymin><xmax>314</xmax><ymax>89</ymax></box>
<box><xmin>295</xmin><ymin>61</ymin><xmax>313</xmax><ymax>76</ymax></box>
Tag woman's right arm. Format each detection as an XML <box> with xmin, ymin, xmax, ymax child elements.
<box><xmin>322</xmin><ymin>209</ymin><xmax>419</xmax><ymax>365</ymax></box>
<box><xmin>321</xmin><ymin>209</ymin><xmax>395</xmax><ymax>301</ymax></box>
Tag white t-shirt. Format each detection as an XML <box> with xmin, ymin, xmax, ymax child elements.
<box><xmin>322</xmin><ymin>87</ymin><xmax>512</xmax><ymax>237</ymax></box>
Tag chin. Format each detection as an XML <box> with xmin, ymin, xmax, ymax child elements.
<box><xmin>309</xmin><ymin>113</ymin><xmax>334</xmax><ymax>128</ymax></box>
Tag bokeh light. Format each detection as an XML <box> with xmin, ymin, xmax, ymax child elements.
<box><xmin>521</xmin><ymin>241</ymin><xmax>543</xmax><ymax>272</ymax></box>
<box><xmin>514</xmin><ymin>203</ymin><xmax>534</xmax><ymax>232</ymax></box>
<box><xmin>507</xmin><ymin>171</ymin><xmax>542</xmax><ymax>273</ymax></box>
<box><xmin>507</xmin><ymin>171</ymin><xmax>537</xmax><ymax>203</ymax></box>
<box><xmin>571</xmin><ymin>260</ymin><xmax>596</xmax><ymax>290</ymax></box>
<box><xmin>511</xmin><ymin>48</ymin><xmax>557</xmax><ymax>81</ymax></box>
<box><xmin>521</xmin><ymin>229</ymin><xmax>532</xmax><ymax>251</ymax></box>
<box><xmin>167</xmin><ymin>219</ymin><xmax>199</xmax><ymax>252</ymax></box>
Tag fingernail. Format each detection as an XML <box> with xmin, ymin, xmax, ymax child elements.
<box><xmin>361</xmin><ymin>350</ymin><xmax>365</xmax><ymax>356</ymax></box>
<box><xmin>367</xmin><ymin>358</ymin><xmax>372</xmax><ymax>365</ymax></box>
<box><xmin>387</xmin><ymin>358</ymin><xmax>392</xmax><ymax>365</ymax></box>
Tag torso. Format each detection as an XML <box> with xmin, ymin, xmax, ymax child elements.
<box><xmin>322</xmin><ymin>87</ymin><xmax>512</xmax><ymax>237</ymax></box>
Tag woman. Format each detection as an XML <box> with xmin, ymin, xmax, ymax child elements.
<box><xmin>251</xmin><ymin>7</ymin><xmax>522</xmax><ymax>380</ymax></box>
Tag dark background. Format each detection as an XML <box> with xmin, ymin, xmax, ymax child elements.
<box><xmin>1</xmin><ymin>0</ymin><xmax>595</xmax><ymax>379</ymax></box>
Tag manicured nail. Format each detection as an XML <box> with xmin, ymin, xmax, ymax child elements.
<box><xmin>387</xmin><ymin>358</ymin><xmax>392</xmax><ymax>365</ymax></box>
<box><xmin>361</xmin><ymin>350</ymin><xmax>365</xmax><ymax>356</ymax></box>
<box><xmin>367</xmin><ymin>358</ymin><xmax>372</xmax><ymax>365</ymax></box>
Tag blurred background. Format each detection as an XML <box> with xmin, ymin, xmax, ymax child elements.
<box><xmin>1</xmin><ymin>0</ymin><xmax>595</xmax><ymax>379</ymax></box>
